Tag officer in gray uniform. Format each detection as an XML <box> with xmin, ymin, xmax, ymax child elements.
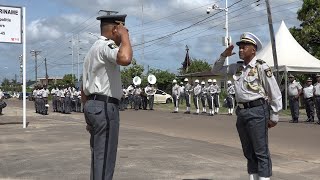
<box><xmin>82</xmin><ymin>12</ymin><xmax>132</xmax><ymax>180</ymax></box>
<box><xmin>212</xmin><ymin>32</ymin><xmax>282</xmax><ymax>180</ymax></box>
<box><xmin>193</xmin><ymin>79</ymin><xmax>201</xmax><ymax>114</ymax></box>
<box><xmin>314</xmin><ymin>74</ymin><xmax>320</xmax><ymax>125</ymax></box>
<box><xmin>288</xmin><ymin>74</ymin><xmax>302</xmax><ymax>123</ymax></box>
<box><xmin>212</xmin><ymin>79</ymin><xmax>221</xmax><ymax>114</ymax></box>
<box><xmin>226</xmin><ymin>80</ymin><xmax>236</xmax><ymax>115</ymax></box>
<box><xmin>172</xmin><ymin>79</ymin><xmax>180</xmax><ymax>113</ymax></box>
<box><xmin>145</xmin><ymin>83</ymin><xmax>156</xmax><ymax>110</ymax></box>
<box><xmin>184</xmin><ymin>78</ymin><xmax>192</xmax><ymax>114</ymax></box>
<box><xmin>207</xmin><ymin>79</ymin><xmax>215</xmax><ymax>116</ymax></box>
<box><xmin>133</xmin><ymin>85</ymin><xmax>142</xmax><ymax>110</ymax></box>
<box><xmin>200</xmin><ymin>81</ymin><xmax>207</xmax><ymax>113</ymax></box>
<box><xmin>303</xmin><ymin>77</ymin><xmax>315</xmax><ymax>123</ymax></box>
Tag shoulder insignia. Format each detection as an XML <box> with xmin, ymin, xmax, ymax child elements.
<box><xmin>236</xmin><ymin>65</ymin><xmax>244</xmax><ymax>75</ymax></box>
<box><xmin>256</xmin><ymin>59</ymin><xmax>266</xmax><ymax>65</ymax></box>
<box><xmin>265</xmin><ymin>68</ymin><xmax>273</xmax><ymax>78</ymax></box>
<box><xmin>108</xmin><ymin>42</ymin><xmax>118</xmax><ymax>49</ymax></box>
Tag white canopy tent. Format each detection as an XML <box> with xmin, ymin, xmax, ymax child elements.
<box><xmin>257</xmin><ymin>20</ymin><xmax>320</xmax><ymax>73</ymax></box>
<box><xmin>257</xmin><ymin>21</ymin><xmax>320</xmax><ymax>109</ymax></box>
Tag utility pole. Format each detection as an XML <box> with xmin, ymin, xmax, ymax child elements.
<box><xmin>77</xmin><ymin>34</ymin><xmax>81</xmax><ymax>87</ymax></box>
<box><xmin>30</xmin><ymin>50</ymin><xmax>41</xmax><ymax>83</ymax></box>
<box><xmin>44</xmin><ymin>58</ymin><xmax>48</xmax><ymax>85</ymax></box>
<box><xmin>19</xmin><ymin>55</ymin><xmax>23</xmax><ymax>83</ymax></box>
<box><xmin>265</xmin><ymin>0</ymin><xmax>279</xmax><ymax>83</ymax></box>
<box><xmin>207</xmin><ymin>1</ymin><xmax>229</xmax><ymax>66</ymax></box>
<box><xmin>70</xmin><ymin>34</ymin><xmax>74</xmax><ymax>84</ymax></box>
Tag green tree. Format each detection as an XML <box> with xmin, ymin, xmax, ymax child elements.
<box><xmin>1</xmin><ymin>78</ymin><xmax>10</xmax><ymax>91</ymax></box>
<box><xmin>148</xmin><ymin>68</ymin><xmax>176</xmax><ymax>93</ymax></box>
<box><xmin>121</xmin><ymin>59</ymin><xmax>144</xmax><ymax>87</ymax></box>
<box><xmin>290</xmin><ymin>0</ymin><xmax>320</xmax><ymax>59</ymax></box>
<box><xmin>178</xmin><ymin>58</ymin><xmax>211</xmax><ymax>75</ymax></box>
<box><xmin>57</xmin><ymin>74</ymin><xmax>76</xmax><ymax>87</ymax></box>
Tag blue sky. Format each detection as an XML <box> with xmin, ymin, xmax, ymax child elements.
<box><xmin>0</xmin><ymin>0</ymin><xmax>303</xmax><ymax>83</ymax></box>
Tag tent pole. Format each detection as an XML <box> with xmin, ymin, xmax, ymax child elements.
<box><xmin>285</xmin><ymin>71</ymin><xmax>288</xmax><ymax>110</ymax></box>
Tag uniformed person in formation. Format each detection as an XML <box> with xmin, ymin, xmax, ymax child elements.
<box><xmin>145</xmin><ymin>83</ymin><xmax>156</xmax><ymax>110</ymax></box>
<box><xmin>184</xmin><ymin>78</ymin><xmax>192</xmax><ymax>114</ymax></box>
<box><xmin>211</xmin><ymin>79</ymin><xmax>221</xmax><ymax>114</ymax></box>
<box><xmin>42</xmin><ymin>85</ymin><xmax>50</xmax><ymax>115</ymax></box>
<box><xmin>200</xmin><ymin>81</ymin><xmax>207</xmax><ymax>113</ymax></box>
<box><xmin>172</xmin><ymin>79</ymin><xmax>180</xmax><ymax>113</ymax></box>
<box><xmin>126</xmin><ymin>84</ymin><xmax>134</xmax><ymax>109</ymax></box>
<box><xmin>193</xmin><ymin>79</ymin><xmax>201</xmax><ymax>114</ymax></box>
<box><xmin>133</xmin><ymin>85</ymin><xmax>142</xmax><ymax>110</ymax></box>
<box><xmin>0</xmin><ymin>89</ymin><xmax>5</xmax><ymax>115</ymax></box>
<box><xmin>179</xmin><ymin>82</ymin><xmax>185</xmax><ymax>104</ymax></box>
<box><xmin>287</xmin><ymin>74</ymin><xmax>302</xmax><ymax>123</ymax></box>
<box><xmin>212</xmin><ymin>32</ymin><xmax>282</xmax><ymax>180</ymax></box>
<box><xmin>207</xmin><ymin>79</ymin><xmax>215</xmax><ymax>116</ymax></box>
<box><xmin>303</xmin><ymin>77</ymin><xmax>314</xmax><ymax>123</ymax></box>
<box><xmin>81</xmin><ymin>12</ymin><xmax>132</xmax><ymax>180</ymax></box>
<box><xmin>314</xmin><ymin>74</ymin><xmax>320</xmax><ymax>125</ymax></box>
<box><xmin>226</xmin><ymin>80</ymin><xmax>235</xmax><ymax>115</ymax></box>
<box><xmin>51</xmin><ymin>86</ymin><xmax>59</xmax><ymax>112</ymax></box>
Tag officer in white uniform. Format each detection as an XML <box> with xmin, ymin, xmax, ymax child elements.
<box><xmin>212</xmin><ymin>32</ymin><xmax>282</xmax><ymax>180</ymax></box>
<box><xmin>179</xmin><ymin>82</ymin><xmax>185</xmax><ymax>105</ymax></box>
<box><xmin>133</xmin><ymin>85</ymin><xmax>142</xmax><ymax>110</ymax></box>
<box><xmin>314</xmin><ymin>74</ymin><xmax>320</xmax><ymax>125</ymax></box>
<box><xmin>226</xmin><ymin>80</ymin><xmax>236</xmax><ymax>115</ymax></box>
<box><xmin>172</xmin><ymin>79</ymin><xmax>180</xmax><ymax>113</ymax></box>
<box><xmin>184</xmin><ymin>78</ymin><xmax>192</xmax><ymax>114</ymax></box>
<box><xmin>200</xmin><ymin>81</ymin><xmax>207</xmax><ymax>113</ymax></box>
<box><xmin>126</xmin><ymin>84</ymin><xmax>134</xmax><ymax>109</ymax></box>
<box><xmin>212</xmin><ymin>79</ymin><xmax>221</xmax><ymax>114</ymax></box>
<box><xmin>82</xmin><ymin>12</ymin><xmax>132</xmax><ymax>180</ymax></box>
<box><xmin>303</xmin><ymin>77</ymin><xmax>315</xmax><ymax>123</ymax></box>
<box><xmin>42</xmin><ymin>85</ymin><xmax>50</xmax><ymax>115</ymax></box>
<box><xmin>193</xmin><ymin>79</ymin><xmax>201</xmax><ymax>114</ymax></box>
<box><xmin>288</xmin><ymin>74</ymin><xmax>302</xmax><ymax>123</ymax></box>
<box><xmin>145</xmin><ymin>83</ymin><xmax>156</xmax><ymax>110</ymax></box>
<box><xmin>207</xmin><ymin>79</ymin><xmax>215</xmax><ymax>116</ymax></box>
<box><xmin>51</xmin><ymin>86</ymin><xmax>58</xmax><ymax>112</ymax></box>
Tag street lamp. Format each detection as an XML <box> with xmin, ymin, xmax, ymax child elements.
<box><xmin>206</xmin><ymin>1</ymin><xmax>230</xmax><ymax>66</ymax></box>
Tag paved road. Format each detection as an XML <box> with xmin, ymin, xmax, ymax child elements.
<box><xmin>0</xmin><ymin>99</ymin><xmax>319</xmax><ymax>180</ymax></box>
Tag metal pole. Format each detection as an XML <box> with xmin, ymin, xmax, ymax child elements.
<box><xmin>77</xmin><ymin>34</ymin><xmax>80</xmax><ymax>86</ymax></box>
<box><xmin>44</xmin><ymin>58</ymin><xmax>48</xmax><ymax>85</ymax></box>
<box><xmin>265</xmin><ymin>0</ymin><xmax>279</xmax><ymax>84</ymax></box>
<box><xmin>71</xmin><ymin>34</ymin><xmax>74</xmax><ymax>83</ymax></box>
<box><xmin>22</xmin><ymin>7</ymin><xmax>27</xmax><ymax>128</ymax></box>
<box><xmin>225</xmin><ymin>0</ymin><xmax>229</xmax><ymax>66</ymax></box>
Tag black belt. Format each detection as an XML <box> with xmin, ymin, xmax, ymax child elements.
<box><xmin>88</xmin><ymin>94</ymin><xmax>119</xmax><ymax>105</ymax></box>
<box><xmin>238</xmin><ymin>98</ymin><xmax>265</xmax><ymax>109</ymax></box>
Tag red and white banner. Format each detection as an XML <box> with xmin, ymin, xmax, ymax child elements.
<box><xmin>0</xmin><ymin>5</ymin><xmax>22</xmax><ymax>43</ymax></box>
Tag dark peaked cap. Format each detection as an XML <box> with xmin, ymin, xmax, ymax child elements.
<box><xmin>97</xmin><ymin>14</ymin><xmax>127</xmax><ymax>25</ymax></box>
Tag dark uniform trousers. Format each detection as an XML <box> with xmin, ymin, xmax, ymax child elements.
<box><xmin>314</xmin><ymin>96</ymin><xmax>320</xmax><ymax>121</ymax></box>
<box><xmin>193</xmin><ymin>95</ymin><xmax>200</xmax><ymax>109</ymax></box>
<box><xmin>226</xmin><ymin>95</ymin><xmax>234</xmax><ymax>108</ymax></box>
<box><xmin>52</xmin><ymin>95</ymin><xmax>57</xmax><ymax>112</ymax></box>
<box><xmin>201</xmin><ymin>95</ymin><xmax>207</xmax><ymax>109</ymax></box>
<box><xmin>207</xmin><ymin>95</ymin><xmax>214</xmax><ymax>110</ymax></box>
<box><xmin>213</xmin><ymin>94</ymin><xmax>220</xmax><ymax>108</ymax></box>
<box><xmin>148</xmin><ymin>95</ymin><xmax>154</xmax><ymax>110</ymax></box>
<box><xmin>305</xmin><ymin>97</ymin><xmax>315</xmax><ymax>121</ymax></box>
<box><xmin>236</xmin><ymin>103</ymin><xmax>272</xmax><ymax>177</ymax></box>
<box><xmin>84</xmin><ymin>99</ymin><xmax>119</xmax><ymax>180</ymax></box>
<box><xmin>185</xmin><ymin>94</ymin><xmax>191</xmax><ymax>107</ymax></box>
<box><xmin>134</xmin><ymin>95</ymin><xmax>141</xmax><ymax>110</ymax></box>
<box><xmin>289</xmin><ymin>96</ymin><xmax>299</xmax><ymax>121</ymax></box>
<box><xmin>173</xmin><ymin>95</ymin><xmax>179</xmax><ymax>108</ymax></box>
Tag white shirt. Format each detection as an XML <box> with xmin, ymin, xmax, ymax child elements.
<box><xmin>83</xmin><ymin>36</ymin><xmax>122</xmax><ymax>100</ymax></box>
<box><xmin>314</xmin><ymin>82</ymin><xmax>320</xmax><ymax>96</ymax></box>
<box><xmin>288</xmin><ymin>81</ymin><xmax>302</xmax><ymax>96</ymax></box>
<box><xmin>0</xmin><ymin>91</ymin><xmax>3</xmax><ymax>99</ymax></box>
<box><xmin>42</xmin><ymin>89</ymin><xmax>49</xmax><ymax>98</ymax></box>
<box><xmin>303</xmin><ymin>85</ymin><xmax>314</xmax><ymax>98</ymax></box>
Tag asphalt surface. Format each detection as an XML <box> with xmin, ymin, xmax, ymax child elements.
<box><xmin>0</xmin><ymin>99</ymin><xmax>319</xmax><ymax>180</ymax></box>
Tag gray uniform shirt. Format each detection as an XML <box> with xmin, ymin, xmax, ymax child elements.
<box><xmin>201</xmin><ymin>85</ymin><xmax>208</xmax><ymax>97</ymax></box>
<box><xmin>303</xmin><ymin>85</ymin><xmax>314</xmax><ymax>99</ymax></box>
<box><xmin>227</xmin><ymin>85</ymin><xmax>236</xmax><ymax>96</ymax></box>
<box><xmin>193</xmin><ymin>84</ymin><xmax>201</xmax><ymax>96</ymax></box>
<box><xmin>82</xmin><ymin>36</ymin><xmax>122</xmax><ymax>100</ymax></box>
<box><xmin>212</xmin><ymin>84</ymin><xmax>221</xmax><ymax>94</ymax></box>
<box><xmin>172</xmin><ymin>84</ymin><xmax>180</xmax><ymax>97</ymax></box>
<box><xmin>145</xmin><ymin>86</ymin><xmax>156</xmax><ymax>96</ymax></box>
<box><xmin>184</xmin><ymin>83</ymin><xmax>192</xmax><ymax>95</ymax></box>
<box><xmin>288</xmin><ymin>81</ymin><xmax>302</xmax><ymax>96</ymax></box>
<box><xmin>212</xmin><ymin>56</ymin><xmax>282</xmax><ymax>122</ymax></box>
<box><xmin>134</xmin><ymin>88</ymin><xmax>142</xmax><ymax>96</ymax></box>
<box><xmin>314</xmin><ymin>82</ymin><xmax>320</xmax><ymax>96</ymax></box>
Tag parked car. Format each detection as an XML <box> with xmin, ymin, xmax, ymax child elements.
<box><xmin>154</xmin><ymin>89</ymin><xmax>172</xmax><ymax>104</ymax></box>
<box><xmin>3</xmin><ymin>93</ymin><xmax>11</xmax><ymax>99</ymax></box>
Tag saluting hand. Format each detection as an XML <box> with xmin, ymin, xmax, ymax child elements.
<box><xmin>116</xmin><ymin>23</ymin><xmax>129</xmax><ymax>38</ymax></box>
<box><xmin>221</xmin><ymin>45</ymin><xmax>236</xmax><ymax>57</ymax></box>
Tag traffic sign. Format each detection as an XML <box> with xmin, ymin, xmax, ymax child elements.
<box><xmin>0</xmin><ymin>5</ymin><xmax>22</xmax><ymax>43</ymax></box>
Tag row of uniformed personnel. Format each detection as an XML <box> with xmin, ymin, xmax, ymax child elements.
<box><xmin>120</xmin><ymin>83</ymin><xmax>156</xmax><ymax>111</ymax></box>
<box><xmin>32</xmin><ymin>84</ymin><xmax>50</xmax><ymax>115</ymax></box>
<box><xmin>50</xmin><ymin>86</ymin><xmax>82</xmax><ymax>113</ymax></box>
<box><xmin>172</xmin><ymin>78</ymin><xmax>235</xmax><ymax>115</ymax></box>
<box><xmin>288</xmin><ymin>74</ymin><xmax>320</xmax><ymax>125</ymax></box>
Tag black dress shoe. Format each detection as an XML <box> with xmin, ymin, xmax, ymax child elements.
<box><xmin>305</xmin><ymin>119</ymin><xmax>312</xmax><ymax>123</ymax></box>
<box><xmin>172</xmin><ymin>111</ymin><xmax>178</xmax><ymax>113</ymax></box>
<box><xmin>316</xmin><ymin>121</ymin><xmax>320</xmax><ymax>125</ymax></box>
<box><xmin>184</xmin><ymin>111</ymin><xmax>190</xmax><ymax>114</ymax></box>
<box><xmin>289</xmin><ymin>120</ymin><xmax>298</xmax><ymax>123</ymax></box>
